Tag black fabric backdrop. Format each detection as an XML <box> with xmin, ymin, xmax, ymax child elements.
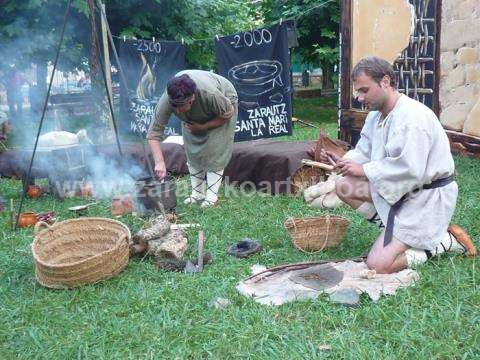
<box><xmin>118</xmin><ymin>39</ymin><xmax>186</xmax><ymax>137</ymax></box>
<box><xmin>215</xmin><ymin>24</ymin><xmax>293</xmax><ymax>142</ymax></box>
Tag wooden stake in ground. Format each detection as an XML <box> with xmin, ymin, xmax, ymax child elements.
<box><xmin>10</xmin><ymin>198</ymin><xmax>14</xmax><ymax>231</ymax></box>
<box><xmin>197</xmin><ymin>231</ymin><xmax>205</xmax><ymax>271</ymax></box>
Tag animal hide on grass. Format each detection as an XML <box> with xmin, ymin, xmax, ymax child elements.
<box><xmin>237</xmin><ymin>260</ymin><xmax>419</xmax><ymax>306</ymax></box>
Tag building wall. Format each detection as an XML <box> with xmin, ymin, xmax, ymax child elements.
<box><xmin>440</xmin><ymin>0</ymin><xmax>480</xmax><ymax>137</ymax></box>
<box><xmin>352</xmin><ymin>0</ymin><xmax>413</xmax><ymax>69</ymax></box>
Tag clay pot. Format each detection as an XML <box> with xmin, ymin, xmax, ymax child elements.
<box><xmin>111</xmin><ymin>196</ymin><xmax>124</xmax><ymax>216</ymax></box>
<box><xmin>81</xmin><ymin>182</ymin><xmax>94</xmax><ymax>198</ymax></box>
<box><xmin>26</xmin><ymin>185</ymin><xmax>42</xmax><ymax>199</ymax></box>
<box><xmin>111</xmin><ymin>195</ymin><xmax>134</xmax><ymax>216</ymax></box>
<box><xmin>121</xmin><ymin>195</ymin><xmax>134</xmax><ymax>215</ymax></box>
<box><xmin>18</xmin><ymin>212</ymin><xmax>38</xmax><ymax>228</ymax></box>
<box><xmin>75</xmin><ymin>182</ymin><xmax>93</xmax><ymax>198</ymax></box>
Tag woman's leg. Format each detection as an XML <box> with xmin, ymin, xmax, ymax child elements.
<box><xmin>184</xmin><ymin>164</ymin><xmax>205</xmax><ymax>204</ymax></box>
<box><xmin>201</xmin><ymin>169</ymin><xmax>224</xmax><ymax>208</ymax></box>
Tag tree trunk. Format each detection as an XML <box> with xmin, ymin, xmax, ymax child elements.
<box><xmin>321</xmin><ymin>65</ymin><xmax>334</xmax><ymax>90</ymax></box>
<box><xmin>30</xmin><ymin>62</ymin><xmax>48</xmax><ymax>114</ymax></box>
<box><xmin>36</xmin><ymin>63</ymin><xmax>47</xmax><ymax>95</ymax></box>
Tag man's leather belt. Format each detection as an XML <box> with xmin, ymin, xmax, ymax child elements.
<box><xmin>383</xmin><ymin>174</ymin><xmax>455</xmax><ymax>247</ymax></box>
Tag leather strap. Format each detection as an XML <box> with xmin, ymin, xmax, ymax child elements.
<box><xmin>383</xmin><ymin>175</ymin><xmax>454</xmax><ymax>247</ymax></box>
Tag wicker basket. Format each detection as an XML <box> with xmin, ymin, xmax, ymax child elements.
<box><xmin>32</xmin><ymin>217</ymin><xmax>131</xmax><ymax>289</ymax></box>
<box><xmin>291</xmin><ymin>166</ymin><xmax>326</xmax><ymax>194</ymax></box>
<box><xmin>284</xmin><ymin>216</ymin><xmax>350</xmax><ymax>252</ymax></box>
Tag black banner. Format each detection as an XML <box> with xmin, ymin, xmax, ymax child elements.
<box><xmin>118</xmin><ymin>39</ymin><xmax>186</xmax><ymax>137</ymax></box>
<box><xmin>215</xmin><ymin>24</ymin><xmax>293</xmax><ymax>142</ymax></box>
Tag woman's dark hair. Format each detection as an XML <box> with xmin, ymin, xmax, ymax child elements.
<box><xmin>166</xmin><ymin>74</ymin><xmax>197</xmax><ymax>104</ymax></box>
<box><xmin>351</xmin><ymin>56</ymin><xmax>397</xmax><ymax>88</ymax></box>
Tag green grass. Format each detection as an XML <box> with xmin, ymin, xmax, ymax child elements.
<box><xmin>1</xmin><ymin>97</ymin><xmax>479</xmax><ymax>359</ymax></box>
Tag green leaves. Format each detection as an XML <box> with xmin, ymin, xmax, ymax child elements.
<box><xmin>0</xmin><ymin>0</ymin><xmax>90</xmax><ymax>72</ymax></box>
<box><xmin>320</xmin><ymin>28</ymin><xmax>336</xmax><ymax>39</ymax></box>
<box><xmin>0</xmin><ymin>0</ymin><xmax>338</xmax><ymax>78</ymax></box>
<box><xmin>260</xmin><ymin>0</ymin><xmax>340</xmax><ymax>88</ymax></box>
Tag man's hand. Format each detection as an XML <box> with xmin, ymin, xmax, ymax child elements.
<box><xmin>334</xmin><ymin>158</ymin><xmax>365</xmax><ymax>177</ymax></box>
<box><xmin>154</xmin><ymin>161</ymin><xmax>167</xmax><ymax>180</ymax></box>
<box><xmin>319</xmin><ymin>150</ymin><xmax>341</xmax><ymax>166</ymax></box>
<box><xmin>185</xmin><ymin>122</ymin><xmax>206</xmax><ymax>134</ymax></box>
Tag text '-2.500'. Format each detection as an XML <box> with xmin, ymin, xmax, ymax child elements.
<box><xmin>133</xmin><ymin>39</ymin><xmax>162</xmax><ymax>54</ymax></box>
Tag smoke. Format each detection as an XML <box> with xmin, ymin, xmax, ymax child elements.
<box><xmin>0</xmin><ymin>3</ymin><xmax>102</xmax><ymax>148</ymax></box>
<box><xmin>85</xmin><ymin>152</ymin><xmax>146</xmax><ymax>198</ymax></box>
<box><xmin>2</xmin><ymin>6</ymin><xmax>159</xmax><ymax>203</ymax></box>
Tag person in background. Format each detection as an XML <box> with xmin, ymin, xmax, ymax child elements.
<box><xmin>5</xmin><ymin>66</ymin><xmax>25</xmax><ymax>120</ymax></box>
<box><xmin>147</xmin><ymin>70</ymin><xmax>238</xmax><ymax>208</ymax></box>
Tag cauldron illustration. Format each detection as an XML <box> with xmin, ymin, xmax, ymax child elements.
<box><xmin>228</xmin><ymin>60</ymin><xmax>284</xmax><ymax>97</ymax></box>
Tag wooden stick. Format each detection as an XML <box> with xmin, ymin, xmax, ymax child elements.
<box><xmin>297</xmin><ymin>119</ymin><xmax>319</xmax><ymax>129</ymax></box>
<box><xmin>100</xmin><ymin>3</ymin><xmax>115</xmax><ymax>135</ymax></box>
<box><xmin>10</xmin><ymin>198</ymin><xmax>14</xmax><ymax>231</ymax></box>
<box><xmin>301</xmin><ymin>159</ymin><xmax>334</xmax><ymax>172</ymax></box>
<box><xmin>247</xmin><ymin>256</ymin><xmax>366</xmax><ymax>282</ymax></box>
<box><xmin>197</xmin><ymin>231</ymin><xmax>204</xmax><ymax>271</ymax></box>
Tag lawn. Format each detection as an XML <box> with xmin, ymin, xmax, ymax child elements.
<box><xmin>1</xmin><ymin>97</ymin><xmax>479</xmax><ymax>359</ymax></box>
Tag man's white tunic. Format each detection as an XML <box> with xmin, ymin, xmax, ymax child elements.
<box><xmin>346</xmin><ymin>95</ymin><xmax>457</xmax><ymax>250</ymax></box>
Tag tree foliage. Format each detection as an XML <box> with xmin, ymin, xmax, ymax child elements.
<box><xmin>105</xmin><ymin>0</ymin><xmax>258</xmax><ymax>69</ymax></box>
<box><xmin>0</xmin><ymin>0</ymin><xmax>258</xmax><ymax>75</ymax></box>
<box><xmin>0</xmin><ymin>0</ymin><xmax>90</xmax><ymax>74</ymax></box>
<box><xmin>261</xmin><ymin>0</ymin><xmax>340</xmax><ymax>88</ymax></box>
<box><xmin>0</xmin><ymin>0</ymin><xmax>338</xmax><ymax>84</ymax></box>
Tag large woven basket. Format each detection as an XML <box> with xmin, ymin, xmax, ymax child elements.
<box><xmin>284</xmin><ymin>216</ymin><xmax>350</xmax><ymax>252</ymax></box>
<box><xmin>32</xmin><ymin>217</ymin><xmax>131</xmax><ymax>289</ymax></box>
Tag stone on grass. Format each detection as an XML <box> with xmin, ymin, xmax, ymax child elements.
<box><xmin>251</xmin><ymin>264</ymin><xmax>267</xmax><ymax>275</ymax></box>
<box><xmin>328</xmin><ymin>288</ymin><xmax>360</xmax><ymax>307</ymax></box>
<box><xmin>208</xmin><ymin>297</ymin><xmax>231</xmax><ymax>309</ymax></box>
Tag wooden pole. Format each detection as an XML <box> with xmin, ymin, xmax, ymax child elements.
<box><xmin>339</xmin><ymin>0</ymin><xmax>352</xmax><ymax>143</ymax></box>
<box><xmin>433</xmin><ymin>0</ymin><xmax>442</xmax><ymax>117</ymax></box>
<box><xmin>100</xmin><ymin>2</ymin><xmax>115</xmax><ymax>135</ymax></box>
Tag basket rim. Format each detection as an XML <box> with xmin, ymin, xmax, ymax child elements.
<box><xmin>31</xmin><ymin>217</ymin><xmax>131</xmax><ymax>269</ymax></box>
<box><xmin>284</xmin><ymin>215</ymin><xmax>350</xmax><ymax>228</ymax></box>
<box><xmin>284</xmin><ymin>215</ymin><xmax>350</xmax><ymax>253</ymax></box>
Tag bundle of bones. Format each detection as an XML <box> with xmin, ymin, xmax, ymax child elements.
<box><xmin>303</xmin><ymin>133</ymin><xmax>349</xmax><ymax>209</ymax></box>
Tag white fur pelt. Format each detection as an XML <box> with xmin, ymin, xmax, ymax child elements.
<box><xmin>37</xmin><ymin>129</ymin><xmax>93</xmax><ymax>150</ymax></box>
<box><xmin>303</xmin><ymin>173</ymin><xmax>343</xmax><ymax>209</ymax></box>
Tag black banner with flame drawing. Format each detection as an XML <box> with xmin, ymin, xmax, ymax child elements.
<box><xmin>215</xmin><ymin>24</ymin><xmax>293</xmax><ymax>142</ymax></box>
<box><xmin>119</xmin><ymin>39</ymin><xmax>186</xmax><ymax>137</ymax></box>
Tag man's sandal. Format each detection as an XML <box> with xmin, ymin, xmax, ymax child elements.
<box><xmin>448</xmin><ymin>224</ymin><xmax>477</xmax><ymax>256</ymax></box>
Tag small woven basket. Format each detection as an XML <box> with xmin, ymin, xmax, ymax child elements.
<box><xmin>32</xmin><ymin>217</ymin><xmax>131</xmax><ymax>289</ymax></box>
<box><xmin>284</xmin><ymin>215</ymin><xmax>350</xmax><ymax>252</ymax></box>
<box><xmin>291</xmin><ymin>166</ymin><xmax>326</xmax><ymax>194</ymax></box>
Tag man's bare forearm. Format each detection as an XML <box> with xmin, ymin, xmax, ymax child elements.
<box><xmin>148</xmin><ymin>138</ymin><xmax>167</xmax><ymax>178</ymax></box>
<box><xmin>148</xmin><ymin>139</ymin><xmax>165</xmax><ymax>164</ymax></box>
